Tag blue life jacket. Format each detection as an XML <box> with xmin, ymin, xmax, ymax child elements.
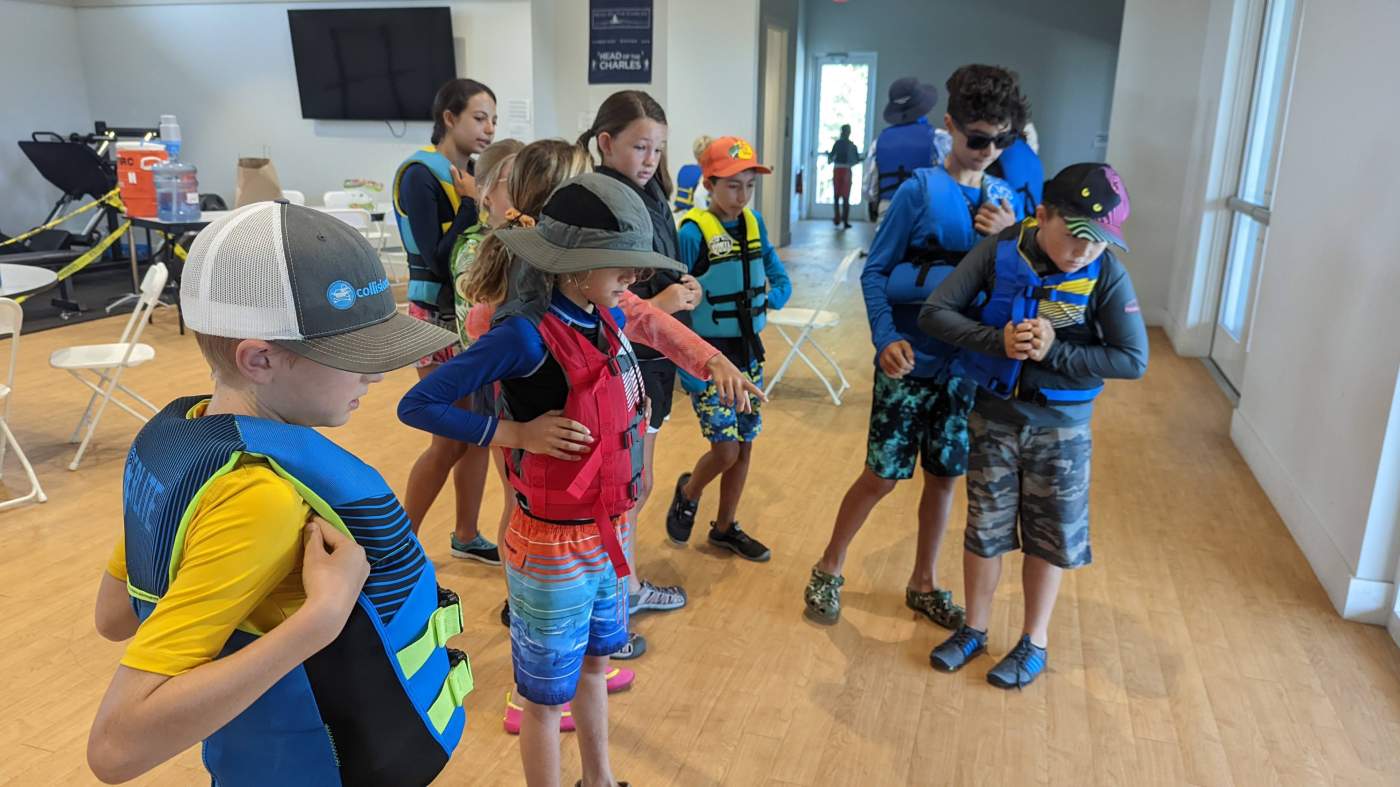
<box><xmin>393</xmin><ymin>147</ymin><xmax>462</xmax><ymax>312</ymax></box>
<box><xmin>885</xmin><ymin>166</ymin><xmax>1016</xmax><ymax>306</ymax></box>
<box><xmin>959</xmin><ymin>221</ymin><xmax>1106</xmax><ymax>405</ymax></box>
<box><xmin>123</xmin><ymin>397</ymin><xmax>471</xmax><ymax>787</ymax></box>
<box><xmin>682</xmin><ymin>207</ymin><xmax>767</xmax><ymax>341</ymax></box>
<box><xmin>987</xmin><ymin>138</ymin><xmax>1044</xmax><ymax>218</ymax></box>
<box><xmin>674</xmin><ymin>163</ymin><xmax>702</xmax><ymax>212</ymax></box>
<box><xmin>874</xmin><ymin>119</ymin><xmax>935</xmax><ymax>201</ymax></box>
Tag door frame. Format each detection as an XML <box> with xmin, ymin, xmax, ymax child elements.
<box><xmin>758</xmin><ymin>22</ymin><xmax>791</xmax><ymax>245</ymax></box>
<box><xmin>802</xmin><ymin>51</ymin><xmax>877</xmax><ymax>220</ymax></box>
<box><xmin>1205</xmin><ymin>0</ymin><xmax>1304</xmax><ymax>391</ymax></box>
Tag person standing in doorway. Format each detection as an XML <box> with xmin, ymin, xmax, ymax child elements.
<box><xmin>828</xmin><ymin>124</ymin><xmax>863</xmax><ymax>229</ymax></box>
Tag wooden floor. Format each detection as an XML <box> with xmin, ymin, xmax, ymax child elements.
<box><xmin>2</xmin><ymin>221</ymin><xmax>1399</xmax><ymax>786</ymax></box>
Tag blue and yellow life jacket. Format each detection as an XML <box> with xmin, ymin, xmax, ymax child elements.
<box><xmin>393</xmin><ymin>147</ymin><xmax>462</xmax><ymax>311</ymax></box>
<box><xmin>673</xmin><ymin>163</ymin><xmax>702</xmax><ymax>212</ymax></box>
<box><xmin>960</xmin><ymin>221</ymin><xmax>1106</xmax><ymax>405</ymax></box>
<box><xmin>682</xmin><ymin>207</ymin><xmax>767</xmax><ymax>341</ymax></box>
<box><xmin>123</xmin><ymin>397</ymin><xmax>471</xmax><ymax>787</ymax></box>
<box><xmin>874</xmin><ymin>119</ymin><xmax>936</xmax><ymax>202</ymax></box>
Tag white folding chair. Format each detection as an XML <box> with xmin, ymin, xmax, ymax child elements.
<box><xmin>323</xmin><ymin>190</ymin><xmax>389</xmax><ymax>250</ymax></box>
<box><xmin>0</xmin><ymin>299</ymin><xmax>46</xmax><ymax>510</ymax></box>
<box><xmin>281</xmin><ymin>189</ymin><xmax>307</xmax><ymax>205</ymax></box>
<box><xmin>50</xmin><ymin>263</ymin><xmax>167</xmax><ymax>470</ymax></box>
<box><xmin>764</xmin><ymin>249</ymin><xmax>863</xmax><ymax>405</ymax></box>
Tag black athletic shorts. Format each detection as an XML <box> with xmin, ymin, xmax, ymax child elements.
<box><xmin>640</xmin><ymin>360</ymin><xmax>677</xmax><ymax>432</ymax></box>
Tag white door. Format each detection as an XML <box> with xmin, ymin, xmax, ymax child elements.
<box><xmin>1210</xmin><ymin>0</ymin><xmax>1300</xmax><ymax>390</ymax></box>
<box><xmin>804</xmin><ymin>53</ymin><xmax>876</xmax><ymax>221</ymax></box>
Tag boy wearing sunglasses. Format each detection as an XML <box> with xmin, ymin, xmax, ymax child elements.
<box><xmin>803</xmin><ymin>65</ymin><xmax>1029</xmax><ymax>626</ymax></box>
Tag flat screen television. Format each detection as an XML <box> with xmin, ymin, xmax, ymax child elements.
<box><xmin>288</xmin><ymin>7</ymin><xmax>456</xmax><ymax>121</ymax></box>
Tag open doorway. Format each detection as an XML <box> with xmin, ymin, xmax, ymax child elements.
<box><xmin>804</xmin><ymin>53</ymin><xmax>876</xmax><ymax>222</ymax></box>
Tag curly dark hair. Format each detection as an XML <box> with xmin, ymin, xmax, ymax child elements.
<box><xmin>945</xmin><ymin>64</ymin><xmax>1030</xmax><ymax>132</ymax></box>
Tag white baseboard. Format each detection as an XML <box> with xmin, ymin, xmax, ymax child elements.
<box><xmin>1231</xmin><ymin>410</ymin><xmax>1394</xmax><ymax>626</ymax></box>
<box><xmin>1142</xmin><ymin>305</ymin><xmax>1169</xmax><ymax>328</ymax></box>
<box><xmin>1390</xmin><ymin>608</ymin><xmax>1400</xmax><ymax>649</ymax></box>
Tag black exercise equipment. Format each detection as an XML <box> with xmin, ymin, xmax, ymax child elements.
<box><xmin>11</xmin><ymin>122</ymin><xmax>159</xmax><ymax>315</ymax></box>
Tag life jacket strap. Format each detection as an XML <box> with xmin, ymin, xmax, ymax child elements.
<box><xmin>593</xmin><ymin>502</ymin><xmax>631</xmax><ymax>578</ymax></box>
<box><xmin>1020</xmin><ymin>384</ymin><xmax>1104</xmax><ymax>406</ymax></box>
<box><xmin>396</xmin><ymin>587</ymin><xmax>465</xmax><ymax>679</ymax></box>
<box><xmin>427</xmin><ymin>652</ymin><xmax>474</xmax><ymax>734</ymax></box>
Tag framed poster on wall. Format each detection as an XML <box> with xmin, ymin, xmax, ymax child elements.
<box><xmin>589</xmin><ymin>0</ymin><xmax>652</xmax><ymax>84</ymax></box>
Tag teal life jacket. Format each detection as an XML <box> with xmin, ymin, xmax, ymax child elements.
<box><xmin>122</xmin><ymin>397</ymin><xmax>472</xmax><ymax>786</ymax></box>
<box><xmin>682</xmin><ymin>207</ymin><xmax>768</xmax><ymax>341</ymax></box>
<box><xmin>393</xmin><ymin>147</ymin><xmax>462</xmax><ymax>312</ymax></box>
<box><xmin>959</xmin><ymin>221</ymin><xmax>1106</xmax><ymax>405</ymax></box>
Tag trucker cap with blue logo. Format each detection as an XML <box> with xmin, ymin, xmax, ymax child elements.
<box><xmin>180</xmin><ymin>201</ymin><xmax>456</xmax><ymax>373</ymax></box>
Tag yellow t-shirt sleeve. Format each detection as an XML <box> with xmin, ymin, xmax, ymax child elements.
<box><xmin>121</xmin><ymin>462</ymin><xmax>310</xmax><ymax>677</ymax></box>
<box><xmin>107</xmin><ymin>532</ymin><xmax>127</xmax><ymax>582</ymax></box>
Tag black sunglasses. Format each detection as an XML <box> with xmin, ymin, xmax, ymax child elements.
<box><xmin>959</xmin><ymin>125</ymin><xmax>1020</xmax><ymax>151</ymax></box>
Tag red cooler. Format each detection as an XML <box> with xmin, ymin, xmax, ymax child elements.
<box><xmin>116</xmin><ymin>142</ymin><xmax>167</xmax><ymax>218</ymax></box>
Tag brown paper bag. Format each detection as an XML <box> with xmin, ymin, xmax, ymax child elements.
<box><xmin>234</xmin><ymin>157</ymin><xmax>283</xmax><ymax>207</ymax></box>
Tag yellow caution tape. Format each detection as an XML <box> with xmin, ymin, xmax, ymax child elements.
<box><xmin>0</xmin><ymin>188</ymin><xmax>125</xmax><ymax>249</ymax></box>
<box><xmin>14</xmin><ymin>221</ymin><xmax>130</xmax><ymax>304</ymax></box>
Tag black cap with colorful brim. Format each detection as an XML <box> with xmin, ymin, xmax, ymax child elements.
<box><xmin>1042</xmin><ymin>163</ymin><xmax>1131</xmax><ymax>251</ymax></box>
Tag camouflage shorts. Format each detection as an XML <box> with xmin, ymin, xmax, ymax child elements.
<box><xmin>866</xmin><ymin>372</ymin><xmax>978</xmax><ymax>480</ymax></box>
<box><xmin>690</xmin><ymin>359</ymin><xmax>763</xmax><ymax>443</ymax></box>
<box><xmin>964</xmin><ymin>412</ymin><xmax>1093</xmax><ymax>569</ymax></box>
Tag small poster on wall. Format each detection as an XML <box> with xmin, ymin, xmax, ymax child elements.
<box><xmin>589</xmin><ymin>0</ymin><xmax>652</xmax><ymax>84</ymax></box>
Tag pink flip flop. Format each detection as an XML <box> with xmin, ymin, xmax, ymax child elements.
<box><xmin>503</xmin><ymin>693</ymin><xmax>575</xmax><ymax>735</ymax></box>
<box><xmin>501</xmin><ymin>671</ymin><xmax>635</xmax><ymax>735</ymax></box>
<box><xmin>605</xmin><ymin>666</ymin><xmax>636</xmax><ymax>693</ymax></box>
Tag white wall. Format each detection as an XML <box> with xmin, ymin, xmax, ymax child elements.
<box><xmin>1105</xmin><ymin>0</ymin><xmax>1232</xmax><ymax>328</ymax></box>
<box><xmin>529</xmin><ymin>0</ymin><xmax>758</xmax><ymax>197</ymax></box>
<box><xmin>664</xmin><ymin>0</ymin><xmax>758</xmax><ymax>188</ymax></box>
<box><xmin>0</xmin><ymin>0</ymin><xmax>94</xmax><ymax>235</ymax></box>
<box><xmin>804</xmin><ymin>0</ymin><xmax>1123</xmax><ymax>177</ymax></box>
<box><xmin>1229</xmin><ymin>0</ymin><xmax>1400</xmax><ymax>624</ymax></box>
<box><xmin>72</xmin><ymin>0</ymin><xmax>533</xmax><ymax>206</ymax></box>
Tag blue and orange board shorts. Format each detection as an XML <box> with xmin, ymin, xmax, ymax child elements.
<box><xmin>502</xmin><ymin>507</ymin><xmax>631</xmax><ymax>706</ymax></box>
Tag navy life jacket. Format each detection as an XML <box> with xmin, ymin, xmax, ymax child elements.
<box><xmin>123</xmin><ymin>397</ymin><xmax>471</xmax><ymax>786</ymax></box>
<box><xmin>959</xmin><ymin>221</ymin><xmax>1107</xmax><ymax>406</ymax></box>
<box><xmin>874</xmin><ymin>120</ymin><xmax>935</xmax><ymax>202</ymax></box>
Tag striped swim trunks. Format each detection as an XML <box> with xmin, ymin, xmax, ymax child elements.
<box><xmin>502</xmin><ymin>507</ymin><xmax>631</xmax><ymax>706</ymax></box>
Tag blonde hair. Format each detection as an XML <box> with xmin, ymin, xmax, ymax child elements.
<box><xmin>464</xmin><ymin>139</ymin><xmax>592</xmax><ymax>304</ymax></box>
<box><xmin>195</xmin><ymin>332</ymin><xmax>300</xmax><ymax>386</ymax></box>
<box><xmin>195</xmin><ymin>332</ymin><xmax>242</xmax><ymax>384</ymax></box>
<box><xmin>692</xmin><ymin>134</ymin><xmax>714</xmax><ymax>162</ymax></box>
<box><xmin>474</xmin><ymin>138</ymin><xmax>525</xmax><ymax>214</ymax></box>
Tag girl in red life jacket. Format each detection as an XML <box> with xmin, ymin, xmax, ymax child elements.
<box><xmin>462</xmin><ymin>140</ymin><xmax>761</xmax><ymax>666</ymax></box>
<box><xmin>399</xmin><ymin>172</ymin><xmax>762</xmax><ymax>787</ymax></box>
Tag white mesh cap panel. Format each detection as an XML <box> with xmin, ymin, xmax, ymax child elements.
<box><xmin>180</xmin><ymin>203</ymin><xmax>302</xmax><ymax>339</ymax></box>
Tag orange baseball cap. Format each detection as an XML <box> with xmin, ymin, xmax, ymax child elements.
<box><xmin>700</xmin><ymin>136</ymin><xmax>773</xmax><ymax>180</ymax></box>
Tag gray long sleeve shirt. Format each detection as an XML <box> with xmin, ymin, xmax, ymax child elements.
<box><xmin>919</xmin><ymin>224</ymin><xmax>1149</xmax><ymax>426</ymax></box>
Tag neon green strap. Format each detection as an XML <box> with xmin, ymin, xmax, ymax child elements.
<box><xmin>426</xmin><ymin>657</ymin><xmax>474</xmax><ymax>734</ymax></box>
<box><xmin>396</xmin><ymin>602</ymin><xmax>464</xmax><ymax>679</ymax></box>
